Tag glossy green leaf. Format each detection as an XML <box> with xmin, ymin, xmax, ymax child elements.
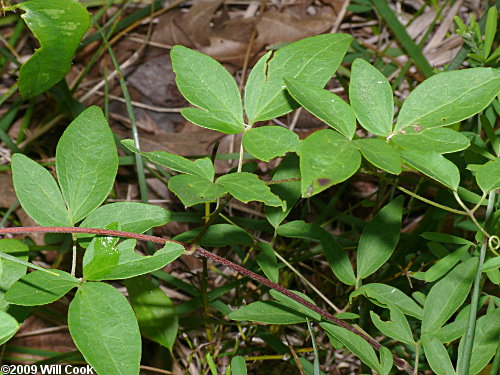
<box><xmin>124</xmin><ymin>276</ymin><xmax>178</xmax><ymax>351</ymax></box>
<box><xmin>242</xmin><ymin>126</ymin><xmax>300</xmax><ymax>162</ymax></box>
<box><xmin>300</xmin><ymin>129</ymin><xmax>361</xmax><ymax>197</ymax></box>
<box><xmin>264</xmin><ymin>154</ymin><xmax>301</xmax><ymax>228</ymax></box>
<box><xmin>421</xmin><ymin>333</ymin><xmax>456</xmax><ymax>375</ymax></box>
<box><xmin>228</xmin><ymin>301</ymin><xmax>307</xmax><ymax>324</ymax></box>
<box><xmin>395</xmin><ymin>68</ymin><xmax>500</xmax><ymax>131</ymax></box>
<box><xmin>16</xmin><ymin>0</ymin><xmax>90</xmax><ymax>98</ymax></box>
<box><xmin>0</xmin><ymin>311</ymin><xmax>19</xmax><ymax>345</ymax></box>
<box><xmin>5</xmin><ymin>269</ymin><xmax>78</xmax><ymax>306</ymax></box>
<box><xmin>423</xmin><ymin>245</ymin><xmax>470</xmax><ymax>283</ymax></box>
<box><xmin>422</xmin><ymin>257</ymin><xmax>477</xmax><ymax>332</ymax></box>
<box><xmin>169</xmin><ymin>174</ymin><xmax>227</xmax><ymax>207</ymax></box>
<box><xmin>370</xmin><ymin>305</ymin><xmax>414</xmax><ymax>344</ymax></box>
<box><xmin>217</xmin><ymin>172</ymin><xmax>285</xmax><ymax>209</ymax></box>
<box><xmin>78</xmin><ymin>202</ymin><xmax>171</xmax><ymax>247</ymax></box>
<box><xmin>269</xmin><ymin>289</ymin><xmax>321</xmax><ymax>321</ymax></box>
<box><xmin>350</xmin><ymin>283</ymin><xmax>423</xmax><ymax>319</ymax></box>
<box><xmin>284</xmin><ymin>77</ymin><xmax>356</xmax><ymax>139</ymax></box>
<box><xmin>400</xmin><ymin>149</ymin><xmax>460</xmax><ymax>191</ymax></box>
<box><xmin>354</xmin><ymin>138</ymin><xmax>401</xmax><ymax>174</ymax></box>
<box><xmin>122</xmin><ymin>139</ymin><xmax>214</xmax><ymax>180</ymax></box>
<box><xmin>391</xmin><ymin>128</ymin><xmax>470</xmax><ymax>154</ymax></box>
<box><xmin>357</xmin><ymin>196</ymin><xmax>403</xmax><ymax>280</ymax></box>
<box><xmin>231</xmin><ymin>356</ymin><xmax>247</xmax><ymax>375</ymax></box>
<box><xmin>321</xmin><ymin>322</ymin><xmax>382</xmax><ymax>372</ymax></box>
<box><xmin>170</xmin><ymin>45</ymin><xmax>244</xmax><ymax>134</ymax></box>
<box><xmin>84</xmin><ymin>239</ymin><xmax>184</xmax><ymax>281</ymax></box>
<box><xmin>256</xmin><ymin>242</ymin><xmax>279</xmax><ymax>284</ymax></box>
<box><xmin>0</xmin><ymin>240</ymin><xmax>29</xmax><ymax>310</ymax></box>
<box><xmin>476</xmin><ymin>157</ymin><xmax>500</xmax><ymax>193</ymax></box>
<box><xmin>173</xmin><ymin>224</ymin><xmax>253</xmax><ymax>246</ymax></box>
<box><xmin>56</xmin><ymin>106</ymin><xmax>118</xmax><ymax>224</ymax></box>
<box><xmin>349</xmin><ymin>59</ymin><xmax>394</xmax><ymax>136</ymax></box>
<box><xmin>68</xmin><ymin>282</ymin><xmax>141</xmax><ymax>375</ymax></box>
<box><xmin>245</xmin><ymin>33</ymin><xmax>352</xmax><ymax>124</ymax></box>
<box><xmin>12</xmin><ymin>153</ymin><xmax>72</xmax><ymax>227</ymax></box>
<box><xmin>82</xmin><ymin>224</ymin><xmax>120</xmax><ymax>281</ymax></box>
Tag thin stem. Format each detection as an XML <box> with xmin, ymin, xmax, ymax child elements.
<box><xmin>71</xmin><ymin>234</ymin><xmax>77</xmax><ymax>277</ymax></box>
<box><xmin>0</xmin><ymin>225</ymin><xmax>414</xmax><ymax>374</ymax></box>
<box><xmin>453</xmin><ymin>191</ymin><xmax>490</xmax><ymax>238</ymax></box>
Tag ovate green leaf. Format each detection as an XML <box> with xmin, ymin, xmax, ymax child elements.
<box><xmin>424</xmin><ymin>245</ymin><xmax>470</xmax><ymax>283</ymax></box>
<box><xmin>168</xmin><ymin>174</ymin><xmax>227</xmax><ymax>207</ymax></box>
<box><xmin>476</xmin><ymin>157</ymin><xmax>500</xmax><ymax>193</ymax></box>
<box><xmin>82</xmin><ymin>224</ymin><xmax>120</xmax><ymax>281</ymax></box>
<box><xmin>242</xmin><ymin>126</ymin><xmax>300</xmax><ymax>162</ymax></box>
<box><xmin>68</xmin><ymin>282</ymin><xmax>141</xmax><ymax>375</ymax></box>
<box><xmin>0</xmin><ymin>240</ymin><xmax>29</xmax><ymax>310</ymax></box>
<box><xmin>269</xmin><ymin>289</ymin><xmax>321</xmax><ymax>321</ymax></box>
<box><xmin>391</xmin><ymin>128</ymin><xmax>470</xmax><ymax>154</ymax></box>
<box><xmin>231</xmin><ymin>356</ymin><xmax>247</xmax><ymax>375</ymax></box>
<box><xmin>421</xmin><ymin>333</ymin><xmax>456</xmax><ymax>375</ymax></box>
<box><xmin>0</xmin><ymin>311</ymin><xmax>19</xmax><ymax>345</ymax></box>
<box><xmin>256</xmin><ymin>242</ymin><xmax>279</xmax><ymax>284</ymax></box>
<box><xmin>370</xmin><ymin>305</ymin><xmax>414</xmax><ymax>344</ymax></box>
<box><xmin>228</xmin><ymin>301</ymin><xmax>307</xmax><ymax>324</ymax></box>
<box><xmin>354</xmin><ymin>138</ymin><xmax>401</xmax><ymax>174</ymax></box>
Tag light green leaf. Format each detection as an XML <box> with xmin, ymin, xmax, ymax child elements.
<box><xmin>349</xmin><ymin>58</ymin><xmax>394</xmax><ymax>136</ymax></box>
<box><xmin>476</xmin><ymin>157</ymin><xmax>500</xmax><ymax>193</ymax></box>
<box><xmin>378</xmin><ymin>347</ymin><xmax>393</xmax><ymax>375</ymax></box>
<box><xmin>231</xmin><ymin>356</ymin><xmax>247</xmax><ymax>375</ymax></box>
<box><xmin>357</xmin><ymin>197</ymin><xmax>403</xmax><ymax>280</ymax></box>
<box><xmin>217</xmin><ymin>172</ymin><xmax>285</xmax><ymax>209</ymax></box>
<box><xmin>16</xmin><ymin>0</ymin><xmax>90</xmax><ymax>98</ymax></box>
<box><xmin>284</xmin><ymin>77</ymin><xmax>356</xmax><ymax>139</ymax></box>
<box><xmin>122</xmin><ymin>139</ymin><xmax>215</xmax><ymax>180</ymax></box>
<box><xmin>370</xmin><ymin>305</ymin><xmax>414</xmax><ymax>345</ymax></box>
<box><xmin>391</xmin><ymin>128</ymin><xmax>470</xmax><ymax>154</ymax></box>
<box><xmin>422</xmin><ymin>257</ymin><xmax>477</xmax><ymax>332</ymax></box>
<box><xmin>400</xmin><ymin>149</ymin><xmax>460</xmax><ymax>191</ymax></box>
<box><xmin>354</xmin><ymin>138</ymin><xmax>401</xmax><ymax>174</ymax></box>
<box><xmin>423</xmin><ymin>245</ymin><xmax>470</xmax><ymax>283</ymax></box>
<box><xmin>435</xmin><ymin>319</ymin><xmax>467</xmax><ymax>343</ymax></box>
<box><xmin>421</xmin><ymin>333</ymin><xmax>456</xmax><ymax>375</ymax></box>
<box><xmin>173</xmin><ymin>224</ymin><xmax>253</xmax><ymax>247</ymax></box>
<box><xmin>84</xmin><ymin>239</ymin><xmax>184</xmax><ymax>281</ymax></box>
<box><xmin>0</xmin><ymin>239</ymin><xmax>29</xmax><ymax>310</ymax></box>
<box><xmin>56</xmin><ymin>106</ymin><xmax>118</xmax><ymax>224</ymax></box>
<box><xmin>0</xmin><ymin>311</ymin><xmax>19</xmax><ymax>345</ymax></box>
<box><xmin>68</xmin><ymin>282</ymin><xmax>141</xmax><ymax>375</ymax></box>
<box><xmin>269</xmin><ymin>289</ymin><xmax>321</xmax><ymax>321</ymax></box>
<box><xmin>350</xmin><ymin>283</ymin><xmax>423</xmax><ymax>319</ymax></box>
<box><xmin>5</xmin><ymin>270</ymin><xmax>78</xmax><ymax>306</ymax></box>
<box><xmin>228</xmin><ymin>301</ymin><xmax>307</xmax><ymax>324</ymax></box>
<box><xmin>242</xmin><ymin>126</ymin><xmax>300</xmax><ymax>162</ymax></box>
<box><xmin>300</xmin><ymin>129</ymin><xmax>361</xmax><ymax>197</ymax></box>
<box><xmin>124</xmin><ymin>276</ymin><xmax>178</xmax><ymax>351</ymax></box>
<box><xmin>244</xmin><ymin>34</ymin><xmax>352</xmax><ymax>124</ymax></box>
<box><xmin>483</xmin><ymin>256</ymin><xmax>500</xmax><ymax>272</ymax></box>
<box><xmin>170</xmin><ymin>45</ymin><xmax>244</xmax><ymax>134</ymax></box>
<box><xmin>395</xmin><ymin>68</ymin><xmax>500</xmax><ymax>131</ymax></box>
<box><xmin>12</xmin><ymin>153</ymin><xmax>71</xmax><ymax>227</ymax></box>
<box><xmin>82</xmin><ymin>224</ymin><xmax>120</xmax><ymax>281</ymax></box>
<box><xmin>168</xmin><ymin>174</ymin><xmax>227</xmax><ymax>207</ymax></box>
<box><xmin>256</xmin><ymin>242</ymin><xmax>279</xmax><ymax>284</ymax></box>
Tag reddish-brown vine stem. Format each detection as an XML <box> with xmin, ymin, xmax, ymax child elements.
<box><xmin>0</xmin><ymin>226</ymin><xmax>415</xmax><ymax>374</ymax></box>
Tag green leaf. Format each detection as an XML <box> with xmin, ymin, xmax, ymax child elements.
<box><xmin>350</xmin><ymin>283</ymin><xmax>423</xmax><ymax>319</ymax></box>
<box><xmin>483</xmin><ymin>7</ymin><xmax>497</xmax><ymax>58</ymax></box>
<box><xmin>284</xmin><ymin>77</ymin><xmax>356</xmax><ymax>139</ymax></box>
<box><xmin>421</xmin><ymin>232</ymin><xmax>473</xmax><ymax>246</ymax></box>
<box><xmin>0</xmin><ymin>240</ymin><xmax>29</xmax><ymax>310</ymax></box>
<box><xmin>68</xmin><ymin>282</ymin><xmax>141</xmax><ymax>375</ymax></box>
<box><xmin>170</xmin><ymin>45</ymin><xmax>244</xmax><ymax>134</ymax></box>
<box><xmin>244</xmin><ymin>34</ymin><xmax>352</xmax><ymax>124</ymax></box>
<box><xmin>217</xmin><ymin>172</ymin><xmax>285</xmax><ymax>209</ymax></box>
<box><xmin>435</xmin><ymin>319</ymin><xmax>467</xmax><ymax>343</ymax></box>
<box><xmin>400</xmin><ymin>149</ymin><xmax>460</xmax><ymax>191</ymax></box>
<box><xmin>84</xmin><ymin>239</ymin><xmax>184</xmax><ymax>281</ymax></box>
<box><xmin>421</xmin><ymin>333</ymin><xmax>456</xmax><ymax>375</ymax></box>
<box><xmin>56</xmin><ymin>106</ymin><xmax>118</xmax><ymax>224</ymax></box>
<box><xmin>354</xmin><ymin>138</ymin><xmax>401</xmax><ymax>174</ymax></box>
<box><xmin>370</xmin><ymin>305</ymin><xmax>414</xmax><ymax>345</ymax></box>
<box><xmin>423</xmin><ymin>245</ymin><xmax>470</xmax><ymax>283</ymax></box>
<box><xmin>422</xmin><ymin>257</ymin><xmax>477</xmax><ymax>332</ymax></box>
<box><xmin>349</xmin><ymin>59</ymin><xmax>394</xmax><ymax>136</ymax></box>
<box><xmin>391</xmin><ymin>128</ymin><xmax>470</xmax><ymax>154</ymax></box>
<box><xmin>78</xmin><ymin>202</ymin><xmax>171</xmax><ymax>247</ymax></box>
<box><xmin>168</xmin><ymin>174</ymin><xmax>227</xmax><ymax>207</ymax></box>
<box><xmin>5</xmin><ymin>270</ymin><xmax>78</xmax><ymax>306</ymax></box>
<box><xmin>0</xmin><ymin>311</ymin><xmax>19</xmax><ymax>345</ymax></box>
<box><xmin>300</xmin><ymin>129</ymin><xmax>361</xmax><ymax>197</ymax></box>
<box><xmin>82</xmin><ymin>224</ymin><xmax>120</xmax><ymax>281</ymax></box>
<box><xmin>122</xmin><ymin>139</ymin><xmax>215</xmax><ymax>180</ymax></box>
<box><xmin>242</xmin><ymin>126</ymin><xmax>300</xmax><ymax>162</ymax></box>
<box><xmin>483</xmin><ymin>256</ymin><xmax>500</xmax><ymax>272</ymax></box>
<box><xmin>12</xmin><ymin>153</ymin><xmax>71</xmax><ymax>227</ymax></box>
<box><xmin>228</xmin><ymin>301</ymin><xmax>307</xmax><ymax>324</ymax></box>
<box><xmin>231</xmin><ymin>356</ymin><xmax>247</xmax><ymax>375</ymax></box>
<box><xmin>320</xmin><ymin>322</ymin><xmax>382</xmax><ymax>372</ymax></box>
<box><xmin>264</xmin><ymin>154</ymin><xmax>301</xmax><ymax>228</ymax></box>
<box><xmin>16</xmin><ymin>0</ymin><xmax>90</xmax><ymax>98</ymax></box>
<box><xmin>256</xmin><ymin>242</ymin><xmax>279</xmax><ymax>284</ymax></box>
<box><xmin>476</xmin><ymin>157</ymin><xmax>500</xmax><ymax>193</ymax></box>
<box><xmin>269</xmin><ymin>289</ymin><xmax>320</xmax><ymax>321</ymax></box>
<box><xmin>395</xmin><ymin>68</ymin><xmax>500</xmax><ymax>131</ymax></box>
<box><xmin>124</xmin><ymin>276</ymin><xmax>178</xmax><ymax>351</ymax></box>
<box><xmin>357</xmin><ymin>196</ymin><xmax>403</xmax><ymax>280</ymax></box>
<box><xmin>173</xmin><ymin>224</ymin><xmax>253</xmax><ymax>247</ymax></box>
